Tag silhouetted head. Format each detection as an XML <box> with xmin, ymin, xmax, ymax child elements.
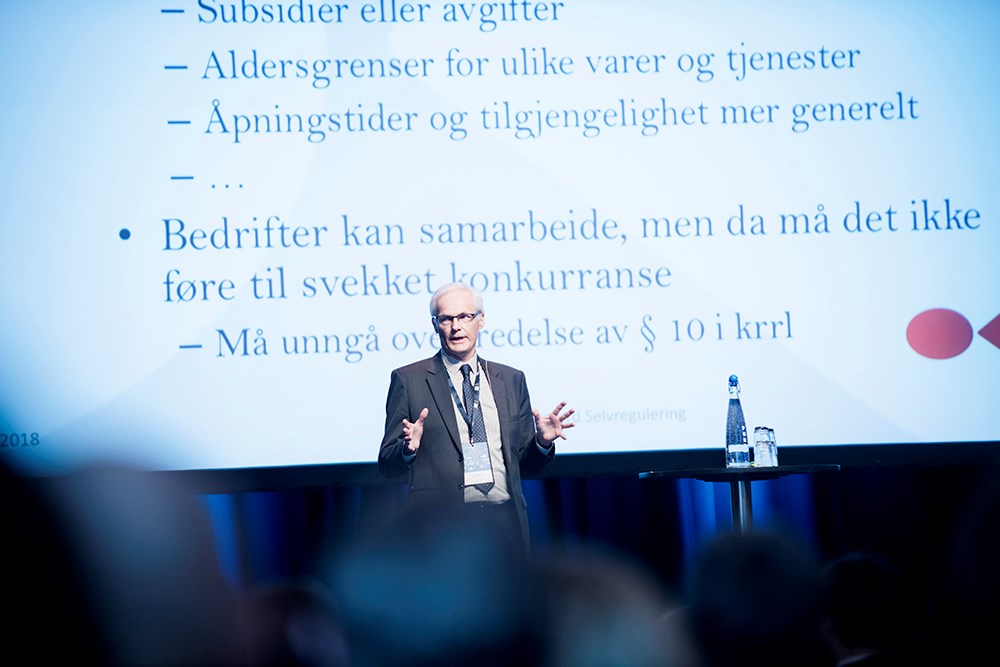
<box><xmin>686</xmin><ymin>530</ymin><xmax>827</xmax><ymax>667</ymax></box>
<box><xmin>324</xmin><ymin>500</ymin><xmax>543</xmax><ymax>667</ymax></box>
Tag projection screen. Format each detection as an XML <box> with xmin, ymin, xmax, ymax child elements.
<box><xmin>1</xmin><ymin>0</ymin><xmax>998</xmax><ymax>476</ymax></box>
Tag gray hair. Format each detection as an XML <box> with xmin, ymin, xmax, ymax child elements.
<box><xmin>429</xmin><ymin>282</ymin><xmax>484</xmax><ymax>317</ymax></box>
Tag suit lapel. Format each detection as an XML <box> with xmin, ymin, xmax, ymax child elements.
<box><xmin>483</xmin><ymin>358</ymin><xmax>512</xmax><ymax>458</ymax></box>
<box><xmin>425</xmin><ymin>353</ymin><xmax>462</xmax><ymax>452</ymax></box>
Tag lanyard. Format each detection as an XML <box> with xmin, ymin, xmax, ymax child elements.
<box><xmin>445</xmin><ymin>361</ymin><xmax>481</xmax><ymax>429</ymax></box>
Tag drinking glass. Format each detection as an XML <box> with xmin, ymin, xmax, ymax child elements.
<box><xmin>753</xmin><ymin>427</ymin><xmax>778</xmax><ymax>467</ymax></box>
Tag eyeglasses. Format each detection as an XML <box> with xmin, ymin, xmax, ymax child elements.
<box><xmin>433</xmin><ymin>311</ymin><xmax>481</xmax><ymax>328</ymax></box>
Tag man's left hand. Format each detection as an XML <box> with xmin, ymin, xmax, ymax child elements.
<box><xmin>533</xmin><ymin>401</ymin><xmax>575</xmax><ymax>447</ymax></box>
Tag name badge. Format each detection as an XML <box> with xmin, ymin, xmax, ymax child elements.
<box><xmin>463</xmin><ymin>440</ymin><xmax>494</xmax><ymax>485</ymax></box>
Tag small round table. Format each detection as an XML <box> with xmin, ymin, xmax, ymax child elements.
<box><xmin>640</xmin><ymin>464</ymin><xmax>841</xmax><ymax>533</ymax></box>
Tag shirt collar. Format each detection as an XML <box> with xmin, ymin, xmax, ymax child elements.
<box><xmin>440</xmin><ymin>349</ymin><xmax>479</xmax><ymax>374</ymax></box>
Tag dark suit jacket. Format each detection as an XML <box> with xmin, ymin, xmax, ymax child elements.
<box><xmin>378</xmin><ymin>353</ymin><xmax>554</xmax><ymax>546</ymax></box>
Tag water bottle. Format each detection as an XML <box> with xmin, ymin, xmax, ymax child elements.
<box><xmin>726</xmin><ymin>374</ymin><xmax>750</xmax><ymax>467</ymax></box>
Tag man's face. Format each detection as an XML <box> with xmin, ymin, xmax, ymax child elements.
<box><xmin>434</xmin><ymin>289</ymin><xmax>483</xmax><ymax>361</ymax></box>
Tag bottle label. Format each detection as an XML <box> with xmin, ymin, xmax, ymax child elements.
<box><xmin>727</xmin><ymin>443</ymin><xmax>750</xmax><ymax>468</ymax></box>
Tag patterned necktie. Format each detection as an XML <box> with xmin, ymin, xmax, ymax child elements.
<box><xmin>461</xmin><ymin>363</ymin><xmax>494</xmax><ymax>494</ymax></box>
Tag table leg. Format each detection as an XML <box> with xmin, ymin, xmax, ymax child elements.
<box><xmin>730</xmin><ymin>478</ymin><xmax>753</xmax><ymax>533</ymax></box>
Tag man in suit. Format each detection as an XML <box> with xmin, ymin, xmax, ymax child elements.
<box><xmin>378</xmin><ymin>282</ymin><xmax>574</xmax><ymax>548</ymax></box>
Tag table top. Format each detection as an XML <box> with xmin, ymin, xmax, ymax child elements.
<box><xmin>639</xmin><ymin>464</ymin><xmax>841</xmax><ymax>482</ymax></box>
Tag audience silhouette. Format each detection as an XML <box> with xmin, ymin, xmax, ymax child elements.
<box><xmin>819</xmin><ymin>550</ymin><xmax>906</xmax><ymax>667</ymax></box>
<box><xmin>0</xmin><ymin>459</ymin><xmax>109</xmax><ymax>663</ymax></box>
<box><xmin>918</xmin><ymin>462</ymin><xmax>1000</xmax><ymax>666</ymax></box>
<box><xmin>533</xmin><ymin>542</ymin><xmax>694</xmax><ymax>667</ymax></box>
<box><xmin>242</xmin><ymin>576</ymin><xmax>351</xmax><ymax>667</ymax></box>
<box><xmin>8</xmin><ymin>454</ymin><xmax>997</xmax><ymax>667</ymax></box>
<box><xmin>322</xmin><ymin>500</ymin><xmax>544</xmax><ymax>667</ymax></box>
<box><xmin>45</xmin><ymin>464</ymin><xmax>250</xmax><ymax>666</ymax></box>
<box><xmin>685</xmin><ymin>530</ymin><xmax>829</xmax><ymax>667</ymax></box>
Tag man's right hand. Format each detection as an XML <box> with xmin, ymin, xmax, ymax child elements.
<box><xmin>402</xmin><ymin>408</ymin><xmax>429</xmax><ymax>454</ymax></box>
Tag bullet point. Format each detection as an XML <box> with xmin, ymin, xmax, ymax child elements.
<box><xmin>119</xmin><ymin>228</ymin><xmax>131</xmax><ymax>240</ymax></box>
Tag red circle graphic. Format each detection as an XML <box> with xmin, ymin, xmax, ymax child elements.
<box><xmin>906</xmin><ymin>308</ymin><xmax>973</xmax><ymax>359</ymax></box>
